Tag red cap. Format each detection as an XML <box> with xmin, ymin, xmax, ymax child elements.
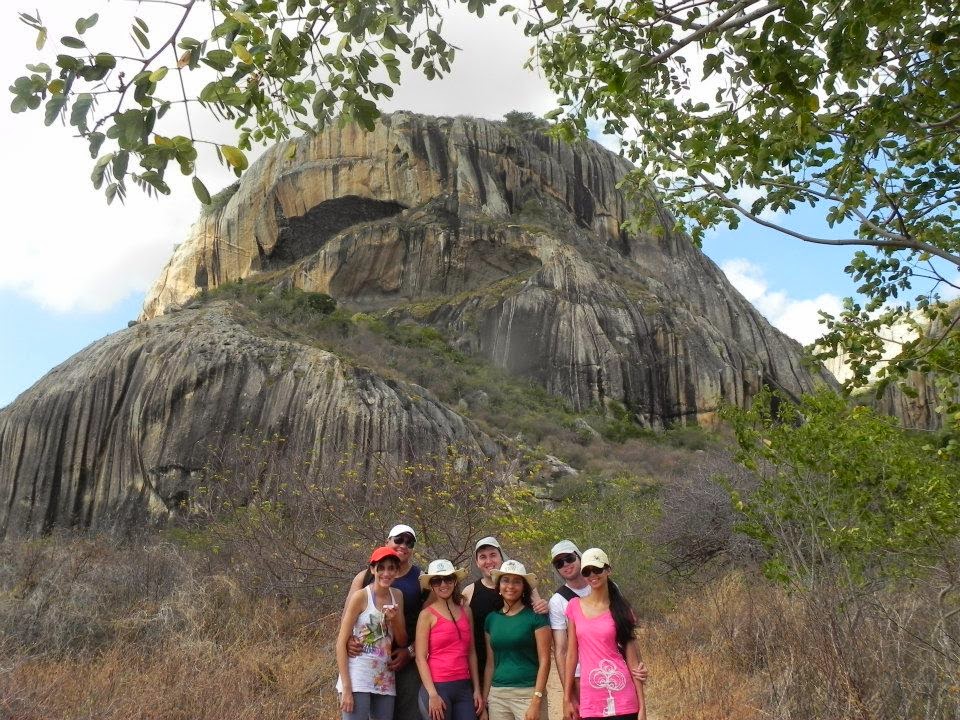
<box><xmin>369</xmin><ymin>546</ymin><xmax>401</xmax><ymax>564</ymax></box>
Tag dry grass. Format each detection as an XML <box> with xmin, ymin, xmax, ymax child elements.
<box><xmin>641</xmin><ymin>571</ymin><xmax>960</xmax><ymax>720</ymax></box>
<box><xmin>0</xmin><ymin>535</ymin><xmax>341</xmax><ymax>720</ymax></box>
<box><xmin>1</xmin><ymin>640</ymin><xmax>337</xmax><ymax>720</ymax></box>
<box><xmin>3</xmin><ymin>533</ymin><xmax>956</xmax><ymax>720</ymax></box>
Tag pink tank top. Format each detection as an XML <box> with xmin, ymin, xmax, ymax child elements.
<box><xmin>566</xmin><ymin>598</ymin><xmax>639</xmax><ymax>718</ymax></box>
<box><xmin>426</xmin><ymin>605</ymin><xmax>472</xmax><ymax>682</ymax></box>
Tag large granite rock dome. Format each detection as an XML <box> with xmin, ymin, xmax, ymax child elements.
<box><xmin>143</xmin><ymin>112</ymin><xmax>833</xmax><ymax>423</ymax></box>
<box><xmin>0</xmin><ymin>112</ymin><xmax>834</xmax><ymax>537</ymax></box>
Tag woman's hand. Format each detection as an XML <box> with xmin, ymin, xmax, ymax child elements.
<box><xmin>524</xmin><ymin>697</ymin><xmax>542</xmax><ymax>720</ymax></box>
<box><xmin>563</xmin><ymin>697</ymin><xmax>579</xmax><ymax>720</ymax></box>
<box><xmin>473</xmin><ymin>689</ymin><xmax>485</xmax><ymax>715</ymax></box>
<box><xmin>382</xmin><ymin>604</ymin><xmax>399</xmax><ymax>622</ymax></box>
<box><xmin>428</xmin><ymin>692</ymin><xmax>447</xmax><ymax>720</ymax></box>
<box><xmin>340</xmin><ymin>692</ymin><xmax>354</xmax><ymax>713</ymax></box>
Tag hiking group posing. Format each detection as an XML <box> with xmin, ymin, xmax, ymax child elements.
<box><xmin>336</xmin><ymin>526</ymin><xmax>648</xmax><ymax>720</ymax></box>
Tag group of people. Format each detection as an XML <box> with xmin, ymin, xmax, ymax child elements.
<box><xmin>336</xmin><ymin>525</ymin><xmax>648</xmax><ymax>720</ymax></box>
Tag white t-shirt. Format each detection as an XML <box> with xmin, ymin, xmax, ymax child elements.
<box><xmin>548</xmin><ymin>583</ymin><xmax>591</xmax><ymax>629</ymax></box>
<box><xmin>548</xmin><ymin>584</ymin><xmax>591</xmax><ymax>678</ymax></box>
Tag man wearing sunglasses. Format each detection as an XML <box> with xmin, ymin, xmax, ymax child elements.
<box><xmin>548</xmin><ymin>540</ymin><xmax>649</xmax><ymax>693</ymax></box>
<box><xmin>345</xmin><ymin>524</ymin><xmax>425</xmax><ymax>720</ymax></box>
<box><xmin>547</xmin><ymin>540</ymin><xmax>592</xmax><ymax>691</ymax></box>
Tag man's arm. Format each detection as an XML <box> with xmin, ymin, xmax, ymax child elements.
<box><xmin>552</xmin><ymin>628</ymin><xmax>569</xmax><ymax>688</ymax></box>
<box><xmin>461</xmin><ymin>581</ymin><xmax>475</xmax><ymax>607</ymax></box>
<box><xmin>343</xmin><ymin>569</ymin><xmax>366</xmax><ymax>610</ymax></box>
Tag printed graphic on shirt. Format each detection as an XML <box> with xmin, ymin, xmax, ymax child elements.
<box><xmin>587</xmin><ymin>658</ymin><xmax>627</xmax><ymax>716</ymax></box>
<box><xmin>358</xmin><ymin>612</ymin><xmax>388</xmax><ymax>652</ymax></box>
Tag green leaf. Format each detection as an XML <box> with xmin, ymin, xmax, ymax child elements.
<box><xmin>44</xmin><ymin>95</ymin><xmax>67</xmax><ymax>126</ymax></box>
<box><xmin>193</xmin><ymin>176</ymin><xmax>212</xmax><ymax>204</ymax></box>
<box><xmin>149</xmin><ymin>67</ymin><xmax>169</xmax><ymax>83</ymax></box>
<box><xmin>221</xmin><ymin>144</ymin><xmax>248</xmax><ymax>171</ymax></box>
<box><xmin>112</xmin><ymin>150</ymin><xmax>130</xmax><ymax>180</ymax></box>
<box><xmin>204</xmin><ymin>50</ymin><xmax>234</xmax><ymax>71</ymax></box>
<box><xmin>61</xmin><ymin>36</ymin><xmax>86</xmax><ymax>49</ymax></box>
<box><xmin>87</xmin><ymin>132</ymin><xmax>106</xmax><ymax>158</ymax></box>
<box><xmin>132</xmin><ymin>25</ymin><xmax>150</xmax><ymax>50</ymax></box>
<box><xmin>94</xmin><ymin>53</ymin><xmax>116</xmax><ymax>69</ymax></box>
<box><xmin>70</xmin><ymin>93</ymin><xmax>94</xmax><ymax>130</ymax></box>
<box><xmin>76</xmin><ymin>13</ymin><xmax>99</xmax><ymax>34</ymax></box>
<box><xmin>91</xmin><ymin>152</ymin><xmax>113</xmax><ymax>189</ymax></box>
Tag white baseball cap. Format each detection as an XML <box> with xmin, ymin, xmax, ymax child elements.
<box><xmin>550</xmin><ymin>540</ymin><xmax>581</xmax><ymax>559</ymax></box>
<box><xmin>475</xmin><ymin>536</ymin><xmax>502</xmax><ymax>552</ymax></box>
<box><xmin>580</xmin><ymin>547</ymin><xmax>610</xmax><ymax>571</ymax></box>
<box><xmin>388</xmin><ymin>524</ymin><xmax>417</xmax><ymax>540</ymax></box>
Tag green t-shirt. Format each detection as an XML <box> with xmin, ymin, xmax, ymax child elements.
<box><xmin>484</xmin><ymin>606</ymin><xmax>550</xmax><ymax>687</ymax></box>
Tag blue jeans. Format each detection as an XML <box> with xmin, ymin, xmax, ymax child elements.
<box><xmin>418</xmin><ymin>679</ymin><xmax>476</xmax><ymax>720</ymax></box>
<box><xmin>342</xmin><ymin>692</ymin><xmax>395</xmax><ymax>720</ymax></box>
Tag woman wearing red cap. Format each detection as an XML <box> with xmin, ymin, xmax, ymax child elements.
<box><xmin>337</xmin><ymin>546</ymin><xmax>409</xmax><ymax>720</ymax></box>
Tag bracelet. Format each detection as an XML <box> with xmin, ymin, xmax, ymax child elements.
<box><xmin>407</xmin><ymin>644</ymin><xmax>416</xmax><ymax>658</ymax></box>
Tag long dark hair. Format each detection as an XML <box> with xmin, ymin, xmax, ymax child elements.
<box><xmin>608</xmin><ymin>578</ymin><xmax>637</xmax><ymax>659</ymax></box>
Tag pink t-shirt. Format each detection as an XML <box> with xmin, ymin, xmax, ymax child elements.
<box><xmin>566</xmin><ymin>598</ymin><xmax>639</xmax><ymax>718</ymax></box>
<box><xmin>426</xmin><ymin>606</ymin><xmax>472</xmax><ymax>682</ymax></box>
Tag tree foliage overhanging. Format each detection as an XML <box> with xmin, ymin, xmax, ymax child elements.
<box><xmin>9</xmin><ymin>0</ymin><xmax>960</xmax><ymax>436</ymax></box>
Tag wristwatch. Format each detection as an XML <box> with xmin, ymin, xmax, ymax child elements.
<box><xmin>533</xmin><ymin>691</ymin><xmax>544</xmax><ymax>699</ymax></box>
<box><xmin>407</xmin><ymin>644</ymin><xmax>416</xmax><ymax>658</ymax></box>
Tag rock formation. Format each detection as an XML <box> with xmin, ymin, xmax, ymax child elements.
<box><xmin>0</xmin><ymin>112</ymin><xmax>835</xmax><ymax>537</ymax></box>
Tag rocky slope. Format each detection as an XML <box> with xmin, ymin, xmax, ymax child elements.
<box><xmin>0</xmin><ymin>113</ymin><xmax>834</xmax><ymax>537</ymax></box>
<box><xmin>0</xmin><ymin>303</ymin><xmax>494</xmax><ymax>537</ymax></box>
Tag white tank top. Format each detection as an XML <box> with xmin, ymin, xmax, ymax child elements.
<box><xmin>337</xmin><ymin>585</ymin><xmax>400</xmax><ymax>696</ymax></box>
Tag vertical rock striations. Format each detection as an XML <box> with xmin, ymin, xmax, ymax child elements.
<box><xmin>0</xmin><ymin>303</ymin><xmax>494</xmax><ymax>538</ymax></box>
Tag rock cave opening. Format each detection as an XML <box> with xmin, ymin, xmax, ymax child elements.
<box><xmin>268</xmin><ymin>195</ymin><xmax>406</xmax><ymax>267</ymax></box>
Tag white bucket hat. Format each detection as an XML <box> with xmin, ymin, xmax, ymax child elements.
<box><xmin>419</xmin><ymin>559</ymin><xmax>468</xmax><ymax>589</ymax></box>
<box><xmin>489</xmin><ymin>559</ymin><xmax>538</xmax><ymax>587</ymax></box>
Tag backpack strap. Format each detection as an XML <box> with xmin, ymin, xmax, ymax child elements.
<box><xmin>556</xmin><ymin>585</ymin><xmax>578</xmax><ymax>602</ymax></box>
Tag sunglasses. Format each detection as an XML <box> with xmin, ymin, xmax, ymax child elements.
<box><xmin>552</xmin><ymin>553</ymin><xmax>578</xmax><ymax>570</ymax></box>
<box><xmin>429</xmin><ymin>576</ymin><xmax>456</xmax><ymax>587</ymax></box>
<box><xmin>581</xmin><ymin>565</ymin><xmax>607</xmax><ymax>577</ymax></box>
<box><xmin>391</xmin><ymin>534</ymin><xmax>416</xmax><ymax>548</ymax></box>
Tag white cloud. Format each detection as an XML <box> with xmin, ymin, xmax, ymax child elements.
<box><xmin>721</xmin><ymin>258</ymin><xmax>843</xmax><ymax>345</ymax></box>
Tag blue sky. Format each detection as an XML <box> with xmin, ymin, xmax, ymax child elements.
<box><xmin>0</xmin><ymin>1</ymin><xmax>866</xmax><ymax>408</ymax></box>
